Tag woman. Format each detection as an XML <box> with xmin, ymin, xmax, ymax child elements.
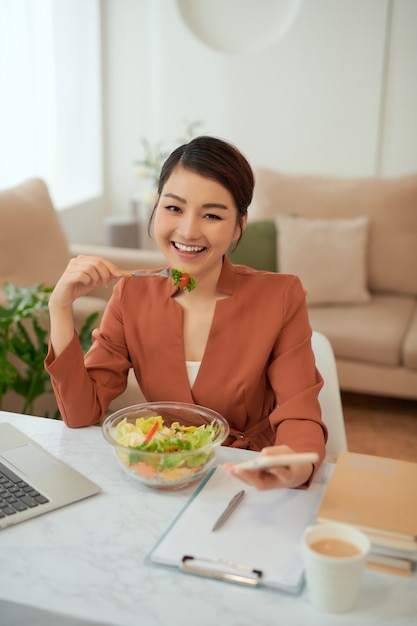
<box><xmin>45</xmin><ymin>136</ymin><xmax>327</xmax><ymax>490</ymax></box>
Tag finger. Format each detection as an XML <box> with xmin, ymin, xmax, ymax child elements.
<box><xmin>69</xmin><ymin>256</ymin><xmax>118</xmax><ymax>287</ymax></box>
<box><xmin>225</xmin><ymin>466</ymin><xmax>287</xmax><ymax>490</ymax></box>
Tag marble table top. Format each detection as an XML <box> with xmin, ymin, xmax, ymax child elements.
<box><xmin>0</xmin><ymin>411</ymin><xmax>415</xmax><ymax>626</ymax></box>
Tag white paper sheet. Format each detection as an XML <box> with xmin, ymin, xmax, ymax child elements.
<box><xmin>149</xmin><ymin>467</ymin><xmax>326</xmax><ymax>593</ymax></box>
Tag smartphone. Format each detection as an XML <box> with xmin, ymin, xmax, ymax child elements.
<box><xmin>232</xmin><ymin>452</ymin><xmax>319</xmax><ymax>471</ymax></box>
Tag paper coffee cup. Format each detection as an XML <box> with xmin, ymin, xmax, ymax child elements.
<box><xmin>302</xmin><ymin>523</ymin><xmax>370</xmax><ymax>613</ymax></box>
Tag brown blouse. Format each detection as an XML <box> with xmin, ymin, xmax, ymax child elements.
<box><xmin>45</xmin><ymin>258</ymin><xmax>327</xmax><ymax>470</ymax></box>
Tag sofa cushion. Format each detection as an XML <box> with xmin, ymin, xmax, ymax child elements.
<box><xmin>402</xmin><ymin>305</ymin><xmax>417</xmax><ymax>370</ymax></box>
<box><xmin>0</xmin><ymin>179</ymin><xmax>72</xmax><ymax>289</ymax></box>
<box><xmin>307</xmin><ymin>295</ymin><xmax>415</xmax><ymax>367</ymax></box>
<box><xmin>252</xmin><ymin>169</ymin><xmax>417</xmax><ymax>297</ymax></box>
<box><xmin>227</xmin><ymin>220</ymin><xmax>277</xmax><ymax>271</ymax></box>
<box><xmin>275</xmin><ymin>215</ymin><xmax>370</xmax><ymax>305</ymax></box>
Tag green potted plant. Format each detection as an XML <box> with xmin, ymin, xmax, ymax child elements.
<box><xmin>0</xmin><ymin>283</ymin><xmax>98</xmax><ymax>417</ymax></box>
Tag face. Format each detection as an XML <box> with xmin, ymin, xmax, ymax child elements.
<box><xmin>154</xmin><ymin>166</ymin><xmax>246</xmax><ymax>281</ymax></box>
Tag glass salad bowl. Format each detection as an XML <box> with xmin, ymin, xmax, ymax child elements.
<box><xmin>102</xmin><ymin>402</ymin><xmax>230</xmax><ymax>490</ymax></box>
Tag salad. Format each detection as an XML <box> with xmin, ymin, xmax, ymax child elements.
<box><xmin>114</xmin><ymin>415</ymin><xmax>217</xmax><ymax>484</ymax></box>
<box><xmin>172</xmin><ymin>269</ymin><xmax>197</xmax><ymax>292</ymax></box>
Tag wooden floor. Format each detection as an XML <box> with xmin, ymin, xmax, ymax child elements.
<box><xmin>341</xmin><ymin>392</ymin><xmax>417</xmax><ymax>463</ymax></box>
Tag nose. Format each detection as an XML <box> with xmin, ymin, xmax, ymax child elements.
<box><xmin>177</xmin><ymin>212</ymin><xmax>201</xmax><ymax>240</ymax></box>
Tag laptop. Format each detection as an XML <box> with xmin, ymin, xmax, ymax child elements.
<box><xmin>0</xmin><ymin>422</ymin><xmax>101</xmax><ymax>530</ymax></box>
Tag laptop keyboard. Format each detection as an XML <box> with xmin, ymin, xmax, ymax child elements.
<box><xmin>0</xmin><ymin>461</ymin><xmax>49</xmax><ymax>518</ymax></box>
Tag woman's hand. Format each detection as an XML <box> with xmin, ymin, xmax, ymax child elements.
<box><xmin>49</xmin><ymin>255</ymin><xmax>122</xmax><ymax>309</ymax></box>
<box><xmin>48</xmin><ymin>256</ymin><xmax>123</xmax><ymax>358</ymax></box>
<box><xmin>223</xmin><ymin>445</ymin><xmax>315</xmax><ymax>491</ymax></box>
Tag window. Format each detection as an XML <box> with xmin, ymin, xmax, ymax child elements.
<box><xmin>0</xmin><ymin>0</ymin><xmax>102</xmax><ymax>208</ymax></box>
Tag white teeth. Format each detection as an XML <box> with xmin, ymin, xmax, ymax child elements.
<box><xmin>174</xmin><ymin>242</ymin><xmax>204</xmax><ymax>253</ymax></box>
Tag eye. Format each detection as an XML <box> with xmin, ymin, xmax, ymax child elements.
<box><xmin>204</xmin><ymin>213</ymin><xmax>222</xmax><ymax>220</ymax></box>
<box><xmin>165</xmin><ymin>205</ymin><xmax>182</xmax><ymax>214</ymax></box>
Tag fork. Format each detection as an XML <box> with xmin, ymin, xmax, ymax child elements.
<box><xmin>119</xmin><ymin>268</ymin><xmax>171</xmax><ymax>278</ymax></box>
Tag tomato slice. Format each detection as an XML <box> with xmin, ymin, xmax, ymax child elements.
<box><xmin>178</xmin><ymin>273</ymin><xmax>190</xmax><ymax>288</ymax></box>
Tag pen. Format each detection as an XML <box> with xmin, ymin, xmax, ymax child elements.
<box><xmin>212</xmin><ymin>490</ymin><xmax>245</xmax><ymax>532</ymax></box>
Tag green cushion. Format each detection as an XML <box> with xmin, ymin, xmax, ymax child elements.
<box><xmin>227</xmin><ymin>220</ymin><xmax>277</xmax><ymax>272</ymax></box>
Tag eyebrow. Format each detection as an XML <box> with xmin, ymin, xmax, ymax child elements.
<box><xmin>162</xmin><ymin>192</ymin><xmax>230</xmax><ymax>210</ymax></box>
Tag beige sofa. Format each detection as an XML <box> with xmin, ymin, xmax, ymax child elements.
<box><xmin>2</xmin><ymin>173</ymin><xmax>416</xmax><ymax>419</ymax></box>
<box><xmin>0</xmin><ymin>178</ymin><xmax>165</xmax><ymax>417</ymax></box>
<box><xmin>249</xmin><ymin>169</ymin><xmax>417</xmax><ymax>401</ymax></box>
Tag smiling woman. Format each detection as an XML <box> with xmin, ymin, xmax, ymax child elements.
<box><xmin>45</xmin><ymin>135</ymin><xmax>327</xmax><ymax>492</ymax></box>
<box><xmin>152</xmin><ymin>165</ymin><xmax>247</xmax><ymax>289</ymax></box>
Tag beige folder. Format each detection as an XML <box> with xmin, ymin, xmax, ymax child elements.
<box><xmin>316</xmin><ymin>451</ymin><xmax>417</xmax><ymax>551</ymax></box>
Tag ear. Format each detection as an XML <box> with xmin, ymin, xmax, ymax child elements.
<box><xmin>232</xmin><ymin>213</ymin><xmax>248</xmax><ymax>242</ymax></box>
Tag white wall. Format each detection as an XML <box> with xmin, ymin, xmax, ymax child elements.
<box><xmin>150</xmin><ymin>0</ymin><xmax>386</xmax><ymax>176</ymax></box>
<box><xmin>379</xmin><ymin>0</ymin><xmax>417</xmax><ymax>176</ymax></box>
<box><xmin>66</xmin><ymin>0</ymin><xmax>417</xmax><ymax>243</ymax></box>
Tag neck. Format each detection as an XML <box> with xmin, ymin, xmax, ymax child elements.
<box><xmin>177</xmin><ymin>258</ymin><xmax>225</xmax><ymax>301</ymax></box>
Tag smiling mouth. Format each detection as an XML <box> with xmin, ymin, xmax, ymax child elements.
<box><xmin>172</xmin><ymin>242</ymin><xmax>206</xmax><ymax>253</ymax></box>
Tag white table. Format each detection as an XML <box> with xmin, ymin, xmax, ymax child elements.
<box><xmin>0</xmin><ymin>411</ymin><xmax>415</xmax><ymax>626</ymax></box>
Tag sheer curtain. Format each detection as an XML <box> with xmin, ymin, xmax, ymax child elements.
<box><xmin>0</xmin><ymin>0</ymin><xmax>102</xmax><ymax>209</ymax></box>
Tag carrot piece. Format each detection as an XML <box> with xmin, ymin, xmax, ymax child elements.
<box><xmin>144</xmin><ymin>420</ymin><xmax>159</xmax><ymax>444</ymax></box>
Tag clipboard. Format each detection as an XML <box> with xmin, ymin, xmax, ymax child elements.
<box><xmin>146</xmin><ymin>466</ymin><xmax>326</xmax><ymax>594</ymax></box>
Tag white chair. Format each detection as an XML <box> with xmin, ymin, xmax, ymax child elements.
<box><xmin>311</xmin><ymin>331</ymin><xmax>348</xmax><ymax>461</ymax></box>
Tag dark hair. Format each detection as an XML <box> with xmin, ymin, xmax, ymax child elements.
<box><xmin>148</xmin><ymin>136</ymin><xmax>254</xmax><ymax>243</ymax></box>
